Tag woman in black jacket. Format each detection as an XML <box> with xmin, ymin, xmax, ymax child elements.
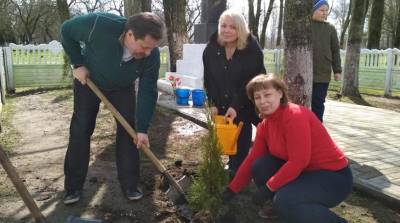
<box><xmin>203</xmin><ymin>9</ymin><xmax>266</xmax><ymax>176</ymax></box>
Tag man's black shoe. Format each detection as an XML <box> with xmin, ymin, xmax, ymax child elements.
<box><xmin>63</xmin><ymin>190</ymin><xmax>81</xmax><ymax>205</ymax></box>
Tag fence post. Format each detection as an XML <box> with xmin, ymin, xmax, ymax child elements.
<box><xmin>276</xmin><ymin>49</ymin><xmax>281</xmax><ymax>75</ymax></box>
<box><xmin>166</xmin><ymin>47</ymin><xmax>171</xmax><ymax>72</ymax></box>
<box><xmin>384</xmin><ymin>49</ymin><xmax>393</xmax><ymax>97</ymax></box>
<box><xmin>3</xmin><ymin>47</ymin><xmax>15</xmax><ymax>93</ymax></box>
<box><xmin>0</xmin><ymin>48</ymin><xmax>6</xmax><ymax>104</ymax></box>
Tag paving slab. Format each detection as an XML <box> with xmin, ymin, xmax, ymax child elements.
<box><xmin>324</xmin><ymin>100</ymin><xmax>400</xmax><ymax>206</ymax></box>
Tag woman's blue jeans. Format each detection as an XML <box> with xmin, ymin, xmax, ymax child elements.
<box><xmin>252</xmin><ymin>155</ymin><xmax>353</xmax><ymax>223</ymax></box>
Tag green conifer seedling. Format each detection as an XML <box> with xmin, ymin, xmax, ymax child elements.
<box><xmin>187</xmin><ymin>104</ymin><xmax>229</xmax><ymax>220</ymax></box>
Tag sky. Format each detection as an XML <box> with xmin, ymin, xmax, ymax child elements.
<box><xmin>227</xmin><ymin>0</ymin><xmax>247</xmax><ymax>13</ymax></box>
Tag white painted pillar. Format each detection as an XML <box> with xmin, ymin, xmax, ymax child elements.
<box><xmin>3</xmin><ymin>47</ymin><xmax>14</xmax><ymax>93</ymax></box>
<box><xmin>384</xmin><ymin>49</ymin><xmax>393</xmax><ymax>97</ymax></box>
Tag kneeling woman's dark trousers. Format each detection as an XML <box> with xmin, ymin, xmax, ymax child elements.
<box><xmin>251</xmin><ymin>155</ymin><xmax>353</xmax><ymax>223</ymax></box>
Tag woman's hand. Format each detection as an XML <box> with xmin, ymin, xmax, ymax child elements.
<box><xmin>210</xmin><ymin>106</ymin><xmax>218</xmax><ymax>118</ymax></box>
<box><xmin>222</xmin><ymin>187</ymin><xmax>236</xmax><ymax>203</ymax></box>
<box><xmin>225</xmin><ymin>107</ymin><xmax>237</xmax><ymax>121</ymax></box>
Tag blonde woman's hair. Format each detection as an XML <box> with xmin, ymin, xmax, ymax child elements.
<box><xmin>218</xmin><ymin>10</ymin><xmax>250</xmax><ymax>50</ymax></box>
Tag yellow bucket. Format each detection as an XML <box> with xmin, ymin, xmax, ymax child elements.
<box><xmin>214</xmin><ymin>115</ymin><xmax>244</xmax><ymax>155</ymax></box>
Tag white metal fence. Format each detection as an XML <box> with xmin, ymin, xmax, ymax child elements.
<box><xmin>0</xmin><ymin>41</ymin><xmax>399</xmax><ymax>98</ymax></box>
<box><xmin>263</xmin><ymin>48</ymin><xmax>400</xmax><ymax>96</ymax></box>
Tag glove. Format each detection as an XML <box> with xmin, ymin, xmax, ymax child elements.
<box><xmin>253</xmin><ymin>185</ymin><xmax>274</xmax><ymax>206</ymax></box>
<box><xmin>222</xmin><ymin>187</ymin><xmax>236</xmax><ymax>203</ymax></box>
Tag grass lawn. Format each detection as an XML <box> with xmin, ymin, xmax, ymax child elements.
<box><xmin>328</xmin><ymin>89</ymin><xmax>400</xmax><ymax>113</ymax></box>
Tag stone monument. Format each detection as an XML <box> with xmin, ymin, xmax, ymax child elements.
<box><xmin>194</xmin><ymin>0</ymin><xmax>227</xmax><ymax>43</ymax></box>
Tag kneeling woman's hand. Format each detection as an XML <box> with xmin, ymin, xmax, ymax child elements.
<box><xmin>222</xmin><ymin>187</ymin><xmax>236</xmax><ymax>203</ymax></box>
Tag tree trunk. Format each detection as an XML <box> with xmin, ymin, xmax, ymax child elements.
<box><xmin>260</xmin><ymin>0</ymin><xmax>275</xmax><ymax>48</ymax></box>
<box><xmin>394</xmin><ymin>3</ymin><xmax>400</xmax><ymax>48</ymax></box>
<box><xmin>248</xmin><ymin>0</ymin><xmax>261</xmax><ymax>40</ymax></box>
<box><xmin>163</xmin><ymin>0</ymin><xmax>188</xmax><ymax>72</ymax></box>
<box><xmin>276</xmin><ymin>0</ymin><xmax>284</xmax><ymax>47</ymax></box>
<box><xmin>56</xmin><ymin>0</ymin><xmax>71</xmax><ymax>78</ymax></box>
<box><xmin>124</xmin><ymin>0</ymin><xmax>152</xmax><ymax>17</ymax></box>
<box><xmin>56</xmin><ymin>0</ymin><xmax>70</xmax><ymax>23</ymax></box>
<box><xmin>283</xmin><ymin>0</ymin><xmax>313</xmax><ymax>107</ymax></box>
<box><xmin>341</xmin><ymin>0</ymin><xmax>368</xmax><ymax>97</ymax></box>
<box><xmin>339</xmin><ymin>0</ymin><xmax>352</xmax><ymax>49</ymax></box>
<box><xmin>367</xmin><ymin>0</ymin><xmax>384</xmax><ymax>49</ymax></box>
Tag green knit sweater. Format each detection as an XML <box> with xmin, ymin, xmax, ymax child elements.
<box><xmin>60</xmin><ymin>13</ymin><xmax>160</xmax><ymax>133</ymax></box>
<box><xmin>312</xmin><ymin>20</ymin><xmax>342</xmax><ymax>83</ymax></box>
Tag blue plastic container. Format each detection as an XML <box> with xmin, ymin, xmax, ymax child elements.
<box><xmin>192</xmin><ymin>89</ymin><xmax>205</xmax><ymax>107</ymax></box>
<box><xmin>175</xmin><ymin>88</ymin><xmax>191</xmax><ymax>105</ymax></box>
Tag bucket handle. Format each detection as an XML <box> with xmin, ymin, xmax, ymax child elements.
<box><xmin>225</xmin><ymin>117</ymin><xmax>234</xmax><ymax>125</ymax></box>
<box><xmin>213</xmin><ymin>115</ymin><xmax>234</xmax><ymax>125</ymax></box>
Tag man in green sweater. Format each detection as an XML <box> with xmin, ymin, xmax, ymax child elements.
<box><xmin>311</xmin><ymin>0</ymin><xmax>342</xmax><ymax>122</ymax></box>
<box><xmin>60</xmin><ymin>12</ymin><xmax>163</xmax><ymax>204</ymax></box>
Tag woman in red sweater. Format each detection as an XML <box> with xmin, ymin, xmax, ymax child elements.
<box><xmin>223</xmin><ymin>74</ymin><xmax>352</xmax><ymax>223</ymax></box>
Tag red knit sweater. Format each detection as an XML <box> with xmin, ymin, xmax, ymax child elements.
<box><xmin>229</xmin><ymin>103</ymin><xmax>348</xmax><ymax>193</ymax></box>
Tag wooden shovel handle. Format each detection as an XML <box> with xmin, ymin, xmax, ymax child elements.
<box><xmin>86</xmin><ymin>79</ymin><xmax>185</xmax><ymax>196</ymax></box>
<box><xmin>0</xmin><ymin>145</ymin><xmax>46</xmax><ymax>223</ymax></box>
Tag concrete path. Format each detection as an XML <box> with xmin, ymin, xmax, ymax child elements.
<box><xmin>157</xmin><ymin>94</ymin><xmax>400</xmax><ymax>207</ymax></box>
<box><xmin>325</xmin><ymin>100</ymin><xmax>400</xmax><ymax>206</ymax></box>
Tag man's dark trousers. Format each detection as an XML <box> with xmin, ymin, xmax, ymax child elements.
<box><xmin>64</xmin><ymin>79</ymin><xmax>140</xmax><ymax>192</ymax></box>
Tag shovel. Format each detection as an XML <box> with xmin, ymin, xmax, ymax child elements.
<box><xmin>0</xmin><ymin>145</ymin><xmax>107</xmax><ymax>223</ymax></box>
<box><xmin>85</xmin><ymin>79</ymin><xmax>187</xmax><ymax>203</ymax></box>
<box><xmin>0</xmin><ymin>145</ymin><xmax>47</xmax><ymax>223</ymax></box>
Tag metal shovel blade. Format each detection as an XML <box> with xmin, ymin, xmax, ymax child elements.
<box><xmin>65</xmin><ymin>216</ymin><xmax>103</xmax><ymax>223</ymax></box>
<box><xmin>165</xmin><ymin>175</ymin><xmax>191</xmax><ymax>203</ymax></box>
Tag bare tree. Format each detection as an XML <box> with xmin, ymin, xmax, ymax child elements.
<box><xmin>248</xmin><ymin>0</ymin><xmax>262</xmax><ymax>39</ymax></box>
<box><xmin>186</xmin><ymin>0</ymin><xmax>201</xmax><ymax>41</ymax></box>
<box><xmin>269</xmin><ymin>3</ymin><xmax>278</xmax><ymax>48</ymax></box>
<box><xmin>56</xmin><ymin>0</ymin><xmax>70</xmax><ymax>22</ymax></box>
<box><xmin>0</xmin><ymin>0</ymin><xmax>15</xmax><ymax>44</ymax></box>
<box><xmin>9</xmin><ymin>0</ymin><xmax>53</xmax><ymax>43</ymax></box>
<box><xmin>276</xmin><ymin>0</ymin><xmax>284</xmax><ymax>47</ymax></box>
<box><xmin>163</xmin><ymin>0</ymin><xmax>188</xmax><ymax>71</ymax></box>
<box><xmin>153</xmin><ymin>0</ymin><xmax>200</xmax><ymax>44</ymax></box>
<box><xmin>341</xmin><ymin>0</ymin><xmax>368</xmax><ymax>97</ymax></box>
<box><xmin>283</xmin><ymin>0</ymin><xmax>313</xmax><ymax>107</ymax></box>
<box><xmin>367</xmin><ymin>0</ymin><xmax>384</xmax><ymax>49</ymax></box>
<box><xmin>382</xmin><ymin>0</ymin><xmax>398</xmax><ymax>48</ymax></box>
<box><xmin>124</xmin><ymin>0</ymin><xmax>151</xmax><ymax>17</ymax></box>
<box><xmin>259</xmin><ymin>0</ymin><xmax>275</xmax><ymax>48</ymax></box>
<box><xmin>75</xmin><ymin>0</ymin><xmax>102</xmax><ymax>13</ymax></box>
<box><xmin>331</xmin><ymin>0</ymin><xmax>352</xmax><ymax>48</ymax></box>
<box><xmin>394</xmin><ymin>2</ymin><xmax>400</xmax><ymax>48</ymax></box>
<box><xmin>106</xmin><ymin>0</ymin><xmax>124</xmax><ymax>16</ymax></box>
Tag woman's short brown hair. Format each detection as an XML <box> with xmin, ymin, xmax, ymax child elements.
<box><xmin>246</xmin><ymin>74</ymin><xmax>289</xmax><ymax>105</ymax></box>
